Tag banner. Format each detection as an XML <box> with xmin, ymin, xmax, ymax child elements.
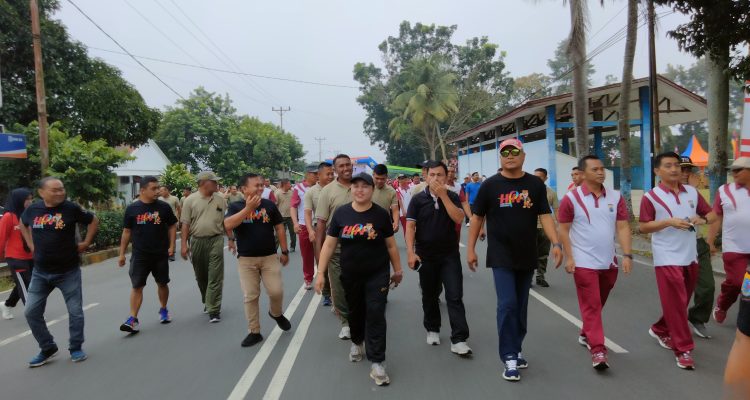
<box><xmin>0</xmin><ymin>133</ymin><xmax>27</xmax><ymax>159</ymax></box>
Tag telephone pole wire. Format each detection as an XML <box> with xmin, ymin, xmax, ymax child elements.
<box><xmin>313</xmin><ymin>137</ymin><xmax>326</xmax><ymax>162</ymax></box>
<box><xmin>272</xmin><ymin>106</ymin><xmax>291</xmax><ymax>131</ymax></box>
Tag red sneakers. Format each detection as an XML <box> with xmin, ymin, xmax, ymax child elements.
<box><xmin>591</xmin><ymin>352</ymin><xmax>609</xmax><ymax>370</ymax></box>
<box><xmin>676</xmin><ymin>352</ymin><xmax>695</xmax><ymax>370</ymax></box>
<box><xmin>713</xmin><ymin>307</ymin><xmax>727</xmax><ymax>324</ymax></box>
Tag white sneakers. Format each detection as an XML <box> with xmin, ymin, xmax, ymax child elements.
<box><xmin>426</xmin><ymin>331</ymin><xmax>440</xmax><ymax>345</ymax></box>
<box><xmin>338</xmin><ymin>325</ymin><xmax>351</xmax><ymax>340</ymax></box>
<box><xmin>450</xmin><ymin>342</ymin><xmax>473</xmax><ymax>356</ymax></box>
<box><xmin>349</xmin><ymin>343</ymin><xmax>364</xmax><ymax>362</ymax></box>
<box><xmin>0</xmin><ymin>303</ymin><xmax>13</xmax><ymax>320</ymax></box>
<box><xmin>370</xmin><ymin>363</ymin><xmax>390</xmax><ymax>386</ymax></box>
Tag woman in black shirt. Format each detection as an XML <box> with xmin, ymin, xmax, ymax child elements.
<box><xmin>315</xmin><ymin>172</ymin><xmax>403</xmax><ymax>387</ymax></box>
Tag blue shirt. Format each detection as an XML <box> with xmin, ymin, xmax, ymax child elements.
<box><xmin>464</xmin><ymin>182</ymin><xmax>482</xmax><ymax>205</ymax></box>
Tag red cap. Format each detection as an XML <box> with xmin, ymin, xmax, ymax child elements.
<box><xmin>499</xmin><ymin>138</ymin><xmax>523</xmax><ymax>151</ymax></box>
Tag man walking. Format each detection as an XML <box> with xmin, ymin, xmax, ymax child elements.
<box><xmin>20</xmin><ymin>177</ymin><xmax>99</xmax><ymax>367</ymax></box>
<box><xmin>180</xmin><ymin>171</ymin><xmax>227</xmax><ymax>323</ymax></box>
<box><xmin>305</xmin><ymin>162</ymin><xmax>334</xmax><ymax>305</ymax></box>
<box><xmin>557</xmin><ymin>155</ymin><xmax>632</xmax><ymax>370</ymax></box>
<box><xmin>225</xmin><ymin>185</ymin><xmax>244</xmax><ymax>204</ymax></box>
<box><xmin>406</xmin><ymin>161</ymin><xmax>471</xmax><ymax>356</ymax></box>
<box><xmin>291</xmin><ymin>165</ymin><xmax>318</xmax><ymax>289</ymax></box>
<box><xmin>371</xmin><ymin>164</ymin><xmax>400</xmax><ymax>233</ymax></box>
<box><xmin>275</xmin><ymin>179</ymin><xmax>296</xmax><ymax>252</ymax></box>
<box><xmin>467</xmin><ymin>139</ymin><xmax>562</xmax><ymax>382</ymax></box>
<box><xmin>532</xmin><ymin>168</ymin><xmax>560</xmax><ymax>287</ymax></box>
<box><xmin>159</xmin><ymin>185</ymin><xmax>180</xmax><ymax>261</ymax></box>
<box><xmin>410</xmin><ymin>161</ymin><xmax>430</xmax><ymax>196</ymax></box>
<box><xmin>463</xmin><ymin>172</ymin><xmax>482</xmax><ymax>227</ymax></box>
<box><xmin>118</xmin><ymin>176</ymin><xmax>178</xmax><ymax>333</ymax></box>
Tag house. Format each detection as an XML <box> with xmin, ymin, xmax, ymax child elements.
<box><xmin>112</xmin><ymin>139</ymin><xmax>171</xmax><ymax>205</ymax></box>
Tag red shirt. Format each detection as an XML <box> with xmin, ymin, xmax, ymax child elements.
<box><xmin>0</xmin><ymin>212</ymin><xmax>33</xmax><ymax>260</ymax></box>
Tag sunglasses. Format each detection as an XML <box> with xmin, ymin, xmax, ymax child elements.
<box><xmin>500</xmin><ymin>148</ymin><xmax>521</xmax><ymax>157</ymax></box>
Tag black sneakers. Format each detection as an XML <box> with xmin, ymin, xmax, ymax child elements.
<box><xmin>241</xmin><ymin>333</ymin><xmax>263</xmax><ymax>347</ymax></box>
<box><xmin>209</xmin><ymin>313</ymin><xmax>221</xmax><ymax>323</ymax></box>
<box><xmin>269</xmin><ymin>312</ymin><xmax>292</xmax><ymax>331</ymax></box>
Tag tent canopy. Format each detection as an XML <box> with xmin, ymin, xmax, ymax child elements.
<box><xmin>680</xmin><ymin>135</ymin><xmax>709</xmax><ymax>167</ymax></box>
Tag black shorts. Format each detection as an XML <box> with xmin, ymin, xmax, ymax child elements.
<box><xmin>738</xmin><ymin>270</ymin><xmax>750</xmax><ymax>337</ymax></box>
<box><xmin>129</xmin><ymin>253</ymin><xmax>170</xmax><ymax>288</ymax></box>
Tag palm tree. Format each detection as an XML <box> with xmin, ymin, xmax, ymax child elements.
<box><xmin>389</xmin><ymin>56</ymin><xmax>459</xmax><ymax>161</ymax></box>
<box><xmin>567</xmin><ymin>0</ymin><xmax>591</xmax><ymax>158</ymax></box>
<box><xmin>618</xmin><ymin>0</ymin><xmax>640</xmax><ymax>220</ymax></box>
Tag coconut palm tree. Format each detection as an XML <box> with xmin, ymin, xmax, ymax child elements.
<box><xmin>618</xmin><ymin>0</ymin><xmax>640</xmax><ymax>219</ymax></box>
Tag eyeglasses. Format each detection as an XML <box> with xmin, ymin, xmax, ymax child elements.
<box><xmin>500</xmin><ymin>148</ymin><xmax>521</xmax><ymax>157</ymax></box>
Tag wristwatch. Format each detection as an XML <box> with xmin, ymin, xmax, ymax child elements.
<box><xmin>552</xmin><ymin>243</ymin><xmax>563</xmax><ymax>250</ymax></box>
<box><xmin>228</xmin><ymin>237</ymin><xmax>236</xmax><ymax>242</ymax></box>
<box><xmin>623</xmin><ymin>254</ymin><xmax>634</xmax><ymax>259</ymax></box>
<box><xmin>281</xmin><ymin>250</ymin><xmax>289</xmax><ymax>255</ymax></box>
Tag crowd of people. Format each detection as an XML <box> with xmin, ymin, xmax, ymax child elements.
<box><xmin>0</xmin><ymin>144</ymin><xmax>748</xmax><ymax>394</ymax></box>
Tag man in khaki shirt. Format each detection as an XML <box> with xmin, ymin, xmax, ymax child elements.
<box><xmin>315</xmin><ymin>154</ymin><xmax>354</xmax><ymax>339</ymax></box>
<box><xmin>275</xmin><ymin>179</ymin><xmax>296</xmax><ymax>252</ymax></box>
<box><xmin>304</xmin><ymin>162</ymin><xmax>334</xmax><ymax>304</ymax></box>
<box><xmin>533</xmin><ymin>168</ymin><xmax>559</xmax><ymax>288</ymax></box>
<box><xmin>180</xmin><ymin>171</ymin><xmax>227</xmax><ymax>322</ymax></box>
<box><xmin>159</xmin><ymin>184</ymin><xmax>181</xmax><ymax>261</ymax></box>
<box><xmin>410</xmin><ymin>160</ymin><xmax>430</xmax><ymax>196</ymax></box>
<box><xmin>371</xmin><ymin>164</ymin><xmax>400</xmax><ymax>233</ymax></box>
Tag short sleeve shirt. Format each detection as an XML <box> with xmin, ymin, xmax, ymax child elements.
<box><xmin>316</xmin><ymin>180</ymin><xmax>352</xmax><ymax>228</ymax></box>
<box><xmin>124</xmin><ymin>200</ymin><xmax>178</xmax><ymax>256</ymax></box>
<box><xmin>226</xmin><ymin>199</ymin><xmax>283</xmax><ymax>257</ymax></box>
<box><xmin>304</xmin><ymin>184</ymin><xmax>322</xmax><ymax>212</ymax></box>
<box><xmin>409</xmin><ymin>182</ymin><xmax>428</xmax><ymax>197</ymax></box>
<box><xmin>180</xmin><ymin>192</ymin><xmax>227</xmax><ymax>237</ymax></box>
<box><xmin>327</xmin><ymin>203</ymin><xmax>393</xmax><ymax>277</ymax></box>
<box><xmin>21</xmin><ymin>200</ymin><xmax>95</xmax><ymax>273</ymax></box>
<box><xmin>372</xmin><ymin>185</ymin><xmax>398</xmax><ymax>212</ymax></box>
<box><xmin>537</xmin><ymin>185</ymin><xmax>560</xmax><ymax>229</ymax></box>
<box><xmin>406</xmin><ymin>189</ymin><xmax>461</xmax><ymax>259</ymax></box>
<box><xmin>472</xmin><ymin>173</ymin><xmax>550</xmax><ymax>271</ymax></box>
<box><xmin>160</xmin><ymin>196</ymin><xmax>180</xmax><ymax>215</ymax></box>
<box><xmin>275</xmin><ymin>189</ymin><xmax>293</xmax><ymax>218</ymax></box>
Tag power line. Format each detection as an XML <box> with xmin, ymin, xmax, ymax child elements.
<box><xmin>272</xmin><ymin>106</ymin><xmax>291</xmax><ymax>130</ymax></box>
<box><xmin>313</xmin><ymin>137</ymin><xmax>326</xmax><ymax>162</ymax></box>
<box><xmin>65</xmin><ymin>0</ymin><xmax>184</xmax><ymax>99</ymax></box>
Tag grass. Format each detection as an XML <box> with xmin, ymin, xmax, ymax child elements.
<box><xmin>0</xmin><ymin>276</ymin><xmax>13</xmax><ymax>292</ymax></box>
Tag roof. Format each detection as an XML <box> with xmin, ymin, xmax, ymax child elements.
<box><xmin>450</xmin><ymin>75</ymin><xmax>707</xmax><ymax>144</ymax></box>
<box><xmin>681</xmin><ymin>135</ymin><xmax>709</xmax><ymax>167</ymax></box>
<box><xmin>112</xmin><ymin>139</ymin><xmax>171</xmax><ymax>176</ymax></box>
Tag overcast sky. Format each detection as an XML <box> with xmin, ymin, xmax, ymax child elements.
<box><xmin>54</xmin><ymin>0</ymin><xmax>698</xmax><ymax>163</ymax></box>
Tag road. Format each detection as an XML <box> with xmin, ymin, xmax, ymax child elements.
<box><xmin>0</xmin><ymin>229</ymin><xmax>737</xmax><ymax>399</ymax></box>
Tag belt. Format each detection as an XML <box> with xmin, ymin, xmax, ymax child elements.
<box><xmin>192</xmin><ymin>234</ymin><xmax>221</xmax><ymax>239</ymax></box>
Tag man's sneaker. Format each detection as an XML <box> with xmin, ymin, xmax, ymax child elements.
<box><xmin>119</xmin><ymin>316</ymin><xmax>140</xmax><ymax>333</ymax></box>
<box><xmin>676</xmin><ymin>352</ymin><xmax>695</xmax><ymax>370</ymax></box>
<box><xmin>70</xmin><ymin>350</ymin><xmax>87</xmax><ymax>363</ymax></box>
<box><xmin>28</xmin><ymin>346</ymin><xmax>58</xmax><ymax>368</ymax></box>
<box><xmin>426</xmin><ymin>331</ymin><xmax>440</xmax><ymax>345</ymax></box>
<box><xmin>712</xmin><ymin>307</ymin><xmax>727</xmax><ymax>324</ymax></box>
<box><xmin>241</xmin><ymin>333</ymin><xmax>263</xmax><ymax>347</ymax></box>
<box><xmin>578</xmin><ymin>335</ymin><xmax>589</xmax><ymax>348</ymax></box>
<box><xmin>648</xmin><ymin>328</ymin><xmax>673</xmax><ymax>350</ymax></box>
<box><xmin>370</xmin><ymin>363</ymin><xmax>390</xmax><ymax>386</ymax></box>
<box><xmin>159</xmin><ymin>308</ymin><xmax>171</xmax><ymax>324</ymax></box>
<box><xmin>502</xmin><ymin>359</ymin><xmax>520</xmax><ymax>381</ymax></box>
<box><xmin>517</xmin><ymin>353</ymin><xmax>528</xmax><ymax>369</ymax></box>
<box><xmin>304</xmin><ymin>280</ymin><xmax>312</xmax><ymax>290</ymax></box>
<box><xmin>0</xmin><ymin>303</ymin><xmax>13</xmax><ymax>319</ymax></box>
<box><xmin>209</xmin><ymin>313</ymin><xmax>221</xmax><ymax>323</ymax></box>
<box><xmin>535</xmin><ymin>277</ymin><xmax>550</xmax><ymax>288</ymax></box>
<box><xmin>592</xmin><ymin>352</ymin><xmax>609</xmax><ymax>370</ymax></box>
<box><xmin>465</xmin><ymin>222</ymin><xmax>470</xmax><ymax>227</ymax></box>
<box><xmin>269</xmin><ymin>312</ymin><xmax>292</xmax><ymax>331</ymax></box>
<box><xmin>169</xmin><ymin>255</ymin><xmax>176</xmax><ymax>262</ymax></box>
<box><xmin>202</xmin><ymin>305</ymin><xmax>208</xmax><ymax>314</ymax></box>
<box><xmin>349</xmin><ymin>342</ymin><xmax>364</xmax><ymax>362</ymax></box>
<box><xmin>689</xmin><ymin>321</ymin><xmax>711</xmax><ymax>339</ymax></box>
<box><xmin>450</xmin><ymin>342</ymin><xmax>472</xmax><ymax>356</ymax></box>
<box><xmin>338</xmin><ymin>326</ymin><xmax>351</xmax><ymax>340</ymax></box>
<box><xmin>322</xmin><ymin>296</ymin><xmax>332</xmax><ymax>307</ymax></box>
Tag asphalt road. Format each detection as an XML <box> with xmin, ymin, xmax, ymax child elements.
<box><xmin>0</xmin><ymin>229</ymin><xmax>738</xmax><ymax>400</ymax></box>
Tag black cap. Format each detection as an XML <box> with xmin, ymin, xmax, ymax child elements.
<box><xmin>351</xmin><ymin>172</ymin><xmax>374</xmax><ymax>186</ymax></box>
<box><xmin>416</xmin><ymin>160</ymin><xmax>432</xmax><ymax>168</ymax></box>
<box><xmin>679</xmin><ymin>156</ymin><xmax>695</xmax><ymax>167</ymax></box>
<box><xmin>305</xmin><ymin>164</ymin><xmax>319</xmax><ymax>173</ymax></box>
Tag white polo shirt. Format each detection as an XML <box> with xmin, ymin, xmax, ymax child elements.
<box><xmin>558</xmin><ymin>184</ymin><xmax>628</xmax><ymax>270</ymax></box>
<box><xmin>396</xmin><ymin>187</ymin><xmax>412</xmax><ymax>217</ymax></box>
<box><xmin>639</xmin><ymin>183</ymin><xmax>712</xmax><ymax>267</ymax></box>
<box><xmin>714</xmin><ymin>183</ymin><xmax>750</xmax><ymax>254</ymax></box>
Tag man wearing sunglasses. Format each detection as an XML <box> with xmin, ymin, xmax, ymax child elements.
<box><xmin>467</xmin><ymin>138</ymin><xmax>562</xmax><ymax>382</ymax></box>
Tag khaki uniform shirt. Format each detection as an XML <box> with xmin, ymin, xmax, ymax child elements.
<box><xmin>372</xmin><ymin>185</ymin><xmax>398</xmax><ymax>212</ymax></box>
<box><xmin>180</xmin><ymin>192</ymin><xmax>226</xmax><ymax>237</ymax></box>
<box><xmin>316</xmin><ymin>180</ymin><xmax>352</xmax><ymax>228</ymax></box>
<box><xmin>410</xmin><ymin>182</ymin><xmax>428</xmax><ymax>197</ymax></box>
<box><xmin>276</xmin><ymin>189</ymin><xmax>293</xmax><ymax>218</ymax></box>
<box><xmin>160</xmin><ymin>195</ymin><xmax>179</xmax><ymax>215</ymax></box>
<box><xmin>226</xmin><ymin>193</ymin><xmax>244</xmax><ymax>204</ymax></box>
<box><xmin>537</xmin><ymin>185</ymin><xmax>559</xmax><ymax>229</ymax></box>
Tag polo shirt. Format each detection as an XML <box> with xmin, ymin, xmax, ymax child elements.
<box><xmin>409</xmin><ymin>181</ymin><xmax>427</xmax><ymax>197</ymax></box>
<box><xmin>713</xmin><ymin>183</ymin><xmax>750</xmax><ymax>254</ymax></box>
<box><xmin>558</xmin><ymin>184</ymin><xmax>628</xmax><ymax>269</ymax></box>
<box><xmin>159</xmin><ymin>195</ymin><xmax>179</xmax><ymax>215</ymax></box>
<box><xmin>226</xmin><ymin>193</ymin><xmax>244</xmax><ymax>204</ymax></box>
<box><xmin>276</xmin><ymin>189</ymin><xmax>293</xmax><ymax>218</ymax></box>
<box><xmin>291</xmin><ymin>182</ymin><xmax>312</xmax><ymax>225</ymax></box>
<box><xmin>396</xmin><ymin>187</ymin><xmax>412</xmax><ymax>217</ymax></box>
<box><xmin>180</xmin><ymin>192</ymin><xmax>226</xmax><ymax>237</ymax></box>
<box><xmin>372</xmin><ymin>184</ymin><xmax>398</xmax><ymax>212</ymax></box>
<box><xmin>463</xmin><ymin>181</ymin><xmax>482</xmax><ymax>204</ymax></box>
<box><xmin>316</xmin><ymin>180</ymin><xmax>353</xmax><ymax>228</ymax></box>
<box><xmin>304</xmin><ymin>183</ymin><xmax>322</xmax><ymax>214</ymax></box>
<box><xmin>639</xmin><ymin>183</ymin><xmax>711</xmax><ymax>267</ymax></box>
<box><xmin>406</xmin><ymin>188</ymin><xmax>461</xmax><ymax>259</ymax></box>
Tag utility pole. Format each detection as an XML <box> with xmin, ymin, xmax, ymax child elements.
<box><xmin>272</xmin><ymin>106</ymin><xmax>291</xmax><ymax>131</ymax></box>
<box><xmin>30</xmin><ymin>0</ymin><xmax>49</xmax><ymax>174</ymax></box>
<box><xmin>313</xmin><ymin>137</ymin><xmax>326</xmax><ymax>162</ymax></box>
<box><xmin>647</xmin><ymin>0</ymin><xmax>661</xmax><ymax>156</ymax></box>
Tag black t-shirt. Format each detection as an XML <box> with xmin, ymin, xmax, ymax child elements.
<box><xmin>21</xmin><ymin>200</ymin><xmax>95</xmax><ymax>273</ymax></box>
<box><xmin>472</xmin><ymin>173</ymin><xmax>550</xmax><ymax>271</ymax></box>
<box><xmin>327</xmin><ymin>203</ymin><xmax>393</xmax><ymax>277</ymax></box>
<box><xmin>226</xmin><ymin>199</ymin><xmax>283</xmax><ymax>257</ymax></box>
<box><xmin>739</xmin><ymin>267</ymin><xmax>750</xmax><ymax>337</ymax></box>
<box><xmin>123</xmin><ymin>200</ymin><xmax>178</xmax><ymax>256</ymax></box>
<box><xmin>406</xmin><ymin>188</ymin><xmax>461</xmax><ymax>259</ymax></box>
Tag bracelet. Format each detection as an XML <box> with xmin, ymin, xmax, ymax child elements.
<box><xmin>228</xmin><ymin>237</ymin><xmax>236</xmax><ymax>242</ymax></box>
<box><xmin>623</xmin><ymin>254</ymin><xmax>634</xmax><ymax>259</ymax></box>
<box><xmin>393</xmin><ymin>270</ymin><xmax>403</xmax><ymax>275</ymax></box>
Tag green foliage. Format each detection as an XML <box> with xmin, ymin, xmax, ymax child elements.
<box><xmin>546</xmin><ymin>38</ymin><xmax>596</xmax><ymax>95</ymax></box>
<box><xmin>90</xmin><ymin>209</ymin><xmax>124</xmax><ymax>250</ymax></box>
<box><xmin>160</xmin><ymin>163</ymin><xmax>194</xmax><ymax>196</ymax></box>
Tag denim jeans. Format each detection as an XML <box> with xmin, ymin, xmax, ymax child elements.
<box><xmin>24</xmin><ymin>267</ymin><xmax>85</xmax><ymax>352</ymax></box>
<box><xmin>418</xmin><ymin>251</ymin><xmax>469</xmax><ymax>344</ymax></box>
<box><xmin>492</xmin><ymin>266</ymin><xmax>533</xmax><ymax>361</ymax></box>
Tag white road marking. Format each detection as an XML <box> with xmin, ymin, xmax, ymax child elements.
<box><xmin>0</xmin><ymin>303</ymin><xmax>100</xmax><ymax>348</ymax></box>
<box><xmin>263</xmin><ymin>293</ymin><xmax>322</xmax><ymax>400</ymax></box>
<box><xmin>226</xmin><ymin>283</ymin><xmax>309</xmax><ymax>400</ymax></box>
<box><xmin>529</xmin><ymin>290</ymin><xmax>629</xmax><ymax>354</ymax></box>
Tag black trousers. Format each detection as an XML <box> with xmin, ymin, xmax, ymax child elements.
<box><xmin>4</xmin><ymin>259</ymin><xmax>33</xmax><ymax>307</ymax></box>
<box><xmin>418</xmin><ymin>250</ymin><xmax>470</xmax><ymax>344</ymax></box>
<box><xmin>341</xmin><ymin>267</ymin><xmax>389</xmax><ymax>363</ymax></box>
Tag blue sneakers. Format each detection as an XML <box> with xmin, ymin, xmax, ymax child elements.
<box><xmin>517</xmin><ymin>353</ymin><xmax>528</xmax><ymax>369</ymax></box>
<box><xmin>502</xmin><ymin>359</ymin><xmax>521</xmax><ymax>381</ymax></box>
<box><xmin>159</xmin><ymin>308</ymin><xmax>171</xmax><ymax>324</ymax></box>
<box><xmin>28</xmin><ymin>346</ymin><xmax>58</xmax><ymax>368</ymax></box>
<box><xmin>70</xmin><ymin>350</ymin><xmax>87</xmax><ymax>363</ymax></box>
<box><xmin>120</xmin><ymin>316</ymin><xmax>140</xmax><ymax>333</ymax></box>
<box><xmin>322</xmin><ymin>296</ymin><xmax>332</xmax><ymax>307</ymax></box>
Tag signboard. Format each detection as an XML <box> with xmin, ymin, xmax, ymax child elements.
<box><xmin>0</xmin><ymin>133</ymin><xmax>27</xmax><ymax>159</ymax></box>
<box><xmin>741</xmin><ymin>80</ymin><xmax>750</xmax><ymax>158</ymax></box>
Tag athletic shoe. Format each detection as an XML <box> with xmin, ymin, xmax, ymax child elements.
<box><xmin>202</xmin><ymin>305</ymin><xmax>208</xmax><ymax>314</ymax></box>
<box><xmin>349</xmin><ymin>343</ymin><xmax>364</xmax><ymax>362</ymax></box>
<box><xmin>322</xmin><ymin>296</ymin><xmax>332</xmax><ymax>307</ymax></box>
<box><xmin>426</xmin><ymin>331</ymin><xmax>440</xmax><ymax>345</ymax></box>
<box><xmin>119</xmin><ymin>316</ymin><xmax>140</xmax><ymax>333</ymax></box>
<box><xmin>592</xmin><ymin>352</ymin><xmax>609</xmax><ymax>370</ymax></box>
<box><xmin>370</xmin><ymin>363</ymin><xmax>390</xmax><ymax>386</ymax></box>
<box><xmin>70</xmin><ymin>350</ymin><xmax>88</xmax><ymax>363</ymax></box>
<box><xmin>304</xmin><ymin>280</ymin><xmax>312</xmax><ymax>290</ymax></box>
<box><xmin>338</xmin><ymin>326</ymin><xmax>351</xmax><ymax>340</ymax></box>
<box><xmin>28</xmin><ymin>346</ymin><xmax>58</xmax><ymax>368</ymax></box>
<box><xmin>517</xmin><ymin>353</ymin><xmax>528</xmax><ymax>369</ymax></box>
<box><xmin>465</xmin><ymin>222</ymin><xmax>470</xmax><ymax>227</ymax></box>
<box><xmin>676</xmin><ymin>352</ymin><xmax>695</xmax><ymax>370</ymax></box>
<box><xmin>535</xmin><ymin>277</ymin><xmax>550</xmax><ymax>288</ymax></box>
<box><xmin>689</xmin><ymin>321</ymin><xmax>711</xmax><ymax>339</ymax></box>
<box><xmin>450</xmin><ymin>342</ymin><xmax>472</xmax><ymax>356</ymax></box>
<box><xmin>159</xmin><ymin>308</ymin><xmax>171</xmax><ymax>324</ymax></box>
<box><xmin>502</xmin><ymin>359</ymin><xmax>520</xmax><ymax>381</ymax></box>
<box><xmin>209</xmin><ymin>313</ymin><xmax>221</xmax><ymax>323</ymax></box>
<box><xmin>169</xmin><ymin>255</ymin><xmax>175</xmax><ymax>262</ymax></box>
<box><xmin>241</xmin><ymin>333</ymin><xmax>263</xmax><ymax>347</ymax></box>
<box><xmin>578</xmin><ymin>335</ymin><xmax>589</xmax><ymax>348</ymax></box>
<box><xmin>269</xmin><ymin>312</ymin><xmax>292</xmax><ymax>331</ymax></box>
<box><xmin>648</xmin><ymin>328</ymin><xmax>673</xmax><ymax>350</ymax></box>
<box><xmin>0</xmin><ymin>303</ymin><xmax>13</xmax><ymax>319</ymax></box>
<box><xmin>712</xmin><ymin>307</ymin><xmax>726</xmax><ymax>324</ymax></box>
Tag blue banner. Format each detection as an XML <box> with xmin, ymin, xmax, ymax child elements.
<box><xmin>0</xmin><ymin>133</ymin><xmax>27</xmax><ymax>159</ymax></box>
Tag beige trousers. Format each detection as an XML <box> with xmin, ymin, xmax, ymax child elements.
<box><xmin>237</xmin><ymin>255</ymin><xmax>283</xmax><ymax>333</ymax></box>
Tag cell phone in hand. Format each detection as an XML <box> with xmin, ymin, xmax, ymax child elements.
<box><xmin>413</xmin><ymin>260</ymin><xmax>422</xmax><ymax>272</ymax></box>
